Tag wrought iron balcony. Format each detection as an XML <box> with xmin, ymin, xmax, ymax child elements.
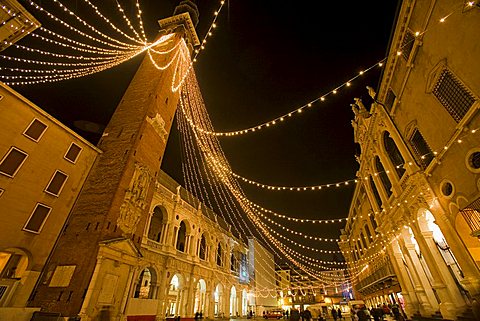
<box><xmin>460</xmin><ymin>198</ymin><xmax>480</xmax><ymax>237</ymax></box>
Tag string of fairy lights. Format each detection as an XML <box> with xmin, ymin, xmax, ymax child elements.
<box><xmin>182</xmin><ymin>59</ymin><xmax>385</xmax><ymax>137</ymax></box>
<box><xmin>0</xmin><ymin>0</ymin><xmax>226</xmax><ymax>86</ymax></box>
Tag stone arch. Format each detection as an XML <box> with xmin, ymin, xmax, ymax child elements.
<box><xmin>216</xmin><ymin>242</ymin><xmax>224</xmax><ymax>267</ymax></box>
<box><xmin>382</xmin><ymin>130</ymin><xmax>406</xmax><ymax>179</ymax></box>
<box><xmin>241</xmin><ymin>289</ymin><xmax>248</xmax><ymax>316</ymax></box>
<box><xmin>0</xmin><ymin>247</ymin><xmax>31</xmax><ymax>279</ymax></box>
<box><xmin>230</xmin><ymin>285</ymin><xmax>237</xmax><ymax>316</ymax></box>
<box><xmin>168</xmin><ymin>273</ymin><xmax>184</xmax><ymax>290</ymax></box>
<box><xmin>167</xmin><ymin>273</ymin><xmax>184</xmax><ymax>316</ymax></box>
<box><xmin>148</xmin><ymin>205</ymin><xmax>168</xmax><ymax>243</ymax></box>
<box><xmin>176</xmin><ymin>220</ymin><xmax>191</xmax><ymax>252</ymax></box>
<box><xmin>456</xmin><ymin>195</ymin><xmax>470</xmax><ymax>211</ymax></box>
<box><xmin>194</xmin><ymin>279</ymin><xmax>207</xmax><ymax>313</ymax></box>
<box><xmin>214</xmin><ymin>283</ymin><xmax>224</xmax><ymax>316</ymax></box>
<box><xmin>417</xmin><ymin>208</ymin><xmax>466</xmax><ymax>280</ymax></box>
<box><xmin>133</xmin><ymin>266</ymin><xmax>157</xmax><ymax>299</ymax></box>
<box><xmin>199</xmin><ymin>233</ymin><xmax>208</xmax><ymax>260</ymax></box>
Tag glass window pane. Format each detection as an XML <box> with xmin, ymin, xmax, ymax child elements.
<box><xmin>0</xmin><ymin>148</ymin><xmax>28</xmax><ymax>177</ymax></box>
<box><xmin>25</xmin><ymin>204</ymin><xmax>51</xmax><ymax>232</ymax></box>
<box><xmin>46</xmin><ymin>171</ymin><xmax>68</xmax><ymax>196</ymax></box>
<box><xmin>24</xmin><ymin>119</ymin><xmax>47</xmax><ymax>141</ymax></box>
<box><xmin>65</xmin><ymin>143</ymin><xmax>82</xmax><ymax>163</ymax></box>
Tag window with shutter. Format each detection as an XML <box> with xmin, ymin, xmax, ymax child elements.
<box><xmin>433</xmin><ymin>69</ymin><xmax>475</xmax><ymax>122</ymax></box>
<box><xmin>383</xmin><ymin>132</ymin><xmax>406</xmax><ymax>178</ymax></box>
<box><xmin>402</xmin><ymin>30</ymin><xmax>415</xmax><ymax>60</ymax></box>
<box><xmin>385</xmin><ymin>89</ymin><xmax>396</xmax><ymax>112</ymax></box>
<box><xmin>409</xmin><ymin>129</ymin><xmax>434</xmax><ymax>169</ymax></box>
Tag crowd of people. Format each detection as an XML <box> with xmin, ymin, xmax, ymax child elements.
<box><xmin>249</xmin><ymin>302</ymin><xmax>404</xmax><ymax>321</ymax></box>
<box><xmin>288</xmin><ymin>308</ymin><xmax>312</xmax><ymax>321</ymax></box>
<box><xmin>349</xmin><ymin>303</ymin><xmax>405</xmax><ymax>321</ymax></box>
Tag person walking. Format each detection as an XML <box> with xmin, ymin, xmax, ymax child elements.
<box><xmin>356</xmin><ymin>307</ymin><xmax>369</xmax><ymax>321</ymax></box>
<box><xmin>290</xmin><ymin>309</ymin><xmax>300</xmax><ymax>321</ymax></box>
<box><xmin>372</xmin><ymin>305</ymin><xmax>382</xmax><ymax>321</ymax></box>
<box><xmin>332</xmin><ymin>308</ymin><xmax>338</xmax><ymax>321</ymax></box>
<box><xmin>304</xmin><ymin>308</ymin><xmax>312</xmax><ymax>321</ymax></box>
<box><xmin>391</xmin><ymin>304</ymin><xmax>403</xmax><ymax>321</ymax></box>
<box><xmin>337</xmin><ymin>308</ymin><xmax>342</xmax><ymax>320</ymax></box>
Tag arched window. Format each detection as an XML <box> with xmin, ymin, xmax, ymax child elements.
<box><xmin>148</xmin><ymin>206</ymin><xmax>165</xmax><ymax>243</ymax></box>
<box><xmin>383</xmin><ymin>131</ymin><xmax>406</xmax><ymax>178</ymax></box>
<box><xmin>199</xmin><ymin>234</ymin><xmax>207</xmax><ymax>260</ymax></box>
<box><xmin>176</xmin><ymin>221</ymin><xmax>187</xmax><ymax>252</ymax></box>
<box><xmin>216</xmin><ymin>243</ymin><xmax>223</xmax><ymax>266</ymax></box>
<box><xmin>375</xmin><ymin>156</ymin><xmax>392</xmax><ymax>197</ymax></box>
<box><xmin>369</xmin><ymin>212</ymin><xmax>378</xmax><ymax>230</ymax></box>
<box><xmin>0</xmin><ymin>249</ymin><xmax>29</xmax><ymax>279</ymax></box>
<box><xmin>369</xmin><ymin>177</ymin><xmax>382</xmax><ymax>209</ymax></box>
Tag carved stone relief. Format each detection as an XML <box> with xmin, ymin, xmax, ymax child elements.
<box><xmin>118</xmin><ymin>162</ymin><xmax>152</xmax><ymax>234</ymax></box>
<box><xmin>147</xmin><ymin>113</ymin><xmax>169</xmax><ymax>143</ymax></box>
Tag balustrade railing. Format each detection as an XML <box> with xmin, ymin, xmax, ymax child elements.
<box><xmin>0</xmin><ymin>278</ymin><xmax>20</xmax><ymax>306</ymax></box>
<box><xmin>356</xmin><ymin>257</ymin><xmax>395</xmax><ymax>292</ymax></box>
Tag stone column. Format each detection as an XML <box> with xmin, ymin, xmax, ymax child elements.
<box><xmin>119</xmin><ymin>265</ymin><xmax>136</xmax><ymax>320</ymax></box>
<box><xmin>162</xmin><ymin>223</ymin><xmax>173</xmax><ymax>248</ymax></box>
<box><xmin>411</xmin><ymin>224</ymin><xmax>465</xmax><ymax>319</ymax></box>
<box><xmin>401</xmin><ymin>239</ymin><xmax>438</xmax><ymax>315</ymax></box>
<box><xmin>390</xmin><ymin>239</ymin><xmax>420</xmax><ymax>311</ymax></box>
<box><xmin>236</xmin><ymin>289</ymin><xmax>242</xmax><ymax>317</ymax></box>
<box><xmin>144</xmin><ymin>211</ymin><xmax>153</xmax><ymax>238</ymax></box>
<box><xmin>185</xmin><ymin>276</ymin><xmax>195</xmax><ymax>317</ymax></box>
<box><xmin>160</xmin><ymin>224</ymin><xmax>168</xmax><ymax>244</ymax></box>
<box><xmin>205</xmin><ymin>291</ymin><xmax>212</xmax><ymax>318</ymax></box>
<box><xmin>79</xmin><ymin>256</ymin><xmax>104</xmax><ymax>319</ymax></box>
<box><xmin>173</xmin><ymin>227</ymin><xmax>179</xmax><ymax>249</ymax></box>
<box><xmin>175</xmin><ymin>289</ymin><xmax>182</xmax><ymax>316</ymax></box>
<box><xmin>156</xmin><ymin>269</ymin><xmax>170</xmax><ymax>321</ymax></box>
<box><xmin>225</xmin><ymin>288</ymin><xmax>230</xmax><ymax>317</ymax></box>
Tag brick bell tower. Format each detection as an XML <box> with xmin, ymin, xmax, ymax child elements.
<box><xmin>30</xmin><ymin>1</ymin><xmax>200</xmax><ymax>317</ymax></box>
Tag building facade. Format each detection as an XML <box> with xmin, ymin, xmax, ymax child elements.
<box><xmin>0</xmin><ymin>83</ymin><xmax>100</xmax><ymax>320</ymax></box>
<box><xmin>101</xmin><ymin>170</ymin><xmax>252</xmax><ymax>321</ymax></box>
<box><xmin>341</xmin><ymin>0</ymin><xmax>480</xmax><ymax>320</ymax></box>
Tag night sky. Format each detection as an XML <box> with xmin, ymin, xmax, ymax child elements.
<box><xmin>6</xmin><ymin>0</ymin><xmax>400</xmax><ymax>261</ymax></box>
